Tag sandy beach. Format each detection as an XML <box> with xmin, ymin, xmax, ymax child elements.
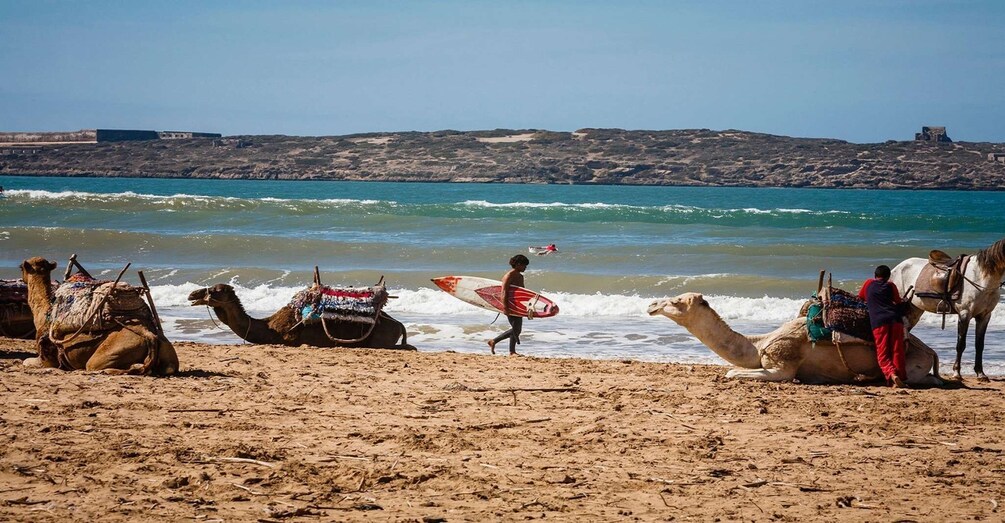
<box><xmin>1</xmin><ymin>339</ymin><xmax>1003</xmax><ymax>522</ymax></box>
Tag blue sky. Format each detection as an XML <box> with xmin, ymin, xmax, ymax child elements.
<box><xmin>2</xmin><ymin>1</ymin><xmax>1003</xmax><ymax>142</ymax></box>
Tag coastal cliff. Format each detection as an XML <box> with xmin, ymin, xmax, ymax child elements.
<box><xmin>3</xmin><ymin>128</ymin><xmax>1005</xmax><ymax>189</ymax></box>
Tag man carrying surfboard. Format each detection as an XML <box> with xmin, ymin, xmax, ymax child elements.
<box><xmin>487</xmin><ymin>254</ymin><xmax>530</xmax><ymax>355</ymax></box>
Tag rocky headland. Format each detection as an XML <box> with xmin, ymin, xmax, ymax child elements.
<box><xmin>4</xmin><ymin>128</ymin><xmax>1005</xmax><ymax>189</ymax></box>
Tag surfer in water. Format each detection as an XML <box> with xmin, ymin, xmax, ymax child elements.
<box><xmin>530</xmin><ymin>244</ymin><xmax>558</xmax><ymax>256</ymax></box>
<box><xmin>487</xmin><ymin>254</ymin><xmax>530</xmax><ymax>355</ymax></box>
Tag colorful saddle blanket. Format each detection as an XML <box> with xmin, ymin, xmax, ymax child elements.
<box><xmin>290</xmin><ymin>285</ymin><xmax>388</xmax><ymax>325</ymax></box>
<box><xmin>49</xmin><ymin>273</ymin><xmax>152</xmax><ymax>336</ymax></box>
<box><xmin>822</xmin><ymin>287</ymin><xmax>873</xmax><ymax>342</ymax></box>
<box><xmin>0</xmin><ymin>279</ymin><xmax>29</xmax><ymax>305</ymax></box>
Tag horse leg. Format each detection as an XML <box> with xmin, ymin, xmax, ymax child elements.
<box><xmin>952</xmin><ymin>317</ymin><xmax>970</xmax><ymax>380</ymax></box>
<box><xmin>974</xmin><ymin>314</ymin><xmax>992</xmax><ymax>382</ymax></box>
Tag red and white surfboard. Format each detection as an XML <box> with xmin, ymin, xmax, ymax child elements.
<box><xmin>431</xmin><ymin>276</ymin><xmax>559</xmax><ymax>318</ymax></box>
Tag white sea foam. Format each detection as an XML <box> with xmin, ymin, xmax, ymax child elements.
<box><xmin>149</xmin><ymin>282</ymin><xmax>810</xmax><ymax>323</ymax></box>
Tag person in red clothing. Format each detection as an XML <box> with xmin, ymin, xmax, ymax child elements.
<box><xmin>858</xmin><ymin>264</ymin><xmax>907</xmax><ymax>388</ymax></box>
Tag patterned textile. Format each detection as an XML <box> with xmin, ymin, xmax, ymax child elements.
<box><xmin>0</xmin><ymin>279</ymin><xmax>28</xmax><ymax>305</ymax></box>
<box><xmin>822</xmin><ymin>287</ymin><xmax>873</xmax><ymax>342</ymax></box>
<box><xmin>49</xmin><ymin>273</ymin><xmax>152</xmax><ymax>336</ymax></box>
<box><xmin>290</xmin><ymin>285</ymin><xmax>388</xmax><ymax>325</ymax></box>
<box><xmin>804</xmin><ymin>296</ymin><xmax>832</xmax><ymax>342</ymax></box>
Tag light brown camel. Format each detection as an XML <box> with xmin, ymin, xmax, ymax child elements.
<box><xmin>188</xmin><ymin>283</ymin><xmax>415</xmax><ymax>350</ymax></box>
<box><xmin>20</xmin><ymin>257</ymin><xmax>179</xmax><ymax>375</ymax></box>
<box><xmin>648</xmin><ymin>292</ymin><xmax>943</xmax><ymax>385</ymax></box>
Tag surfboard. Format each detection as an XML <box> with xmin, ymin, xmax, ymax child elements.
<box><xmin>431</xmin><ymin>276</ymin><xmax>559</xmax><ymax>318</ymax></box>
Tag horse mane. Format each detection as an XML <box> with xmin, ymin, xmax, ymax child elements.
<box><xmin>976</xmin><ymin>238</ymin><xmax>1005</xmax><ymax>274</ymax></box>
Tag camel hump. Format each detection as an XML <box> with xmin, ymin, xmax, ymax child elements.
<box><xmin>929</xmin><ymin>249</ymin><xmax>953</xmax><ymax>265</ymax></box>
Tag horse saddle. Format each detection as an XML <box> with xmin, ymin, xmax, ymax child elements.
<box><xmin>913</xmin><ymin>250</ymin><xmax>969</xmax><ymax>314</ymax></box>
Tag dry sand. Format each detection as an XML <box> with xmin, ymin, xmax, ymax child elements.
<box><xmin>1</xmin><ymin>338</ymin><xmax>1004</xmax><ymax>522</ymax></box>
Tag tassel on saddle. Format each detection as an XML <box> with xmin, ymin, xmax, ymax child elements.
<box><xmin>913</xmin><ymin>250</ymin><xmax>970</xmax><ymax>326</ymax></box>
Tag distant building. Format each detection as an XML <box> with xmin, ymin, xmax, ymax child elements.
<box><xmin>158</xmin><ymin>131</ymin><xmax>223</xmax><ymax>139</ymax></box>
<box><xmin>0</xmin><ymin>129</ymin><xmax>221</xmax><ymax>145</ymax></box>
<box><xmin>989</xmin><ymin>153</ymin><xmax>1005</xmax><ymax>164</ymax></box>
<box><xmin>915</xmin><ymin>126</ymin><xmax>952</xmax><ymax>143</ymax></box>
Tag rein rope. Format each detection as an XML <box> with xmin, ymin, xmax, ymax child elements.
<box><xmin>200</xmin><ymin>288</ymin><xmax>250</xmax><ymax>344</ymax></box>
<box><xmin>319</xmin><ymin>307</ymin><xmax>381</xmax><ymax>344</ymax></box>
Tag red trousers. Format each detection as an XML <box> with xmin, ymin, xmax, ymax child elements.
<box><xmin>872</xmin><ymin>323</ymin><xmax>906</xmax><ymax>382</ymax></box>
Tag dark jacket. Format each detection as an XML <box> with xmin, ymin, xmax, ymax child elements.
<box><xmin>858</xmin><ymin>278</ymin><xmax>903</xmax><ymax>329</ymax></box>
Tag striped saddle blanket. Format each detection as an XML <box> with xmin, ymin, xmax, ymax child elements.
<box><xmin>290</xmin><ymin>285</ymin><xmax>388</xmax><ymax>325</ymax></box>
<box><xmin>49</xmin><ymin>273</ymin><xmax>152</xmax><ymax>336</ymax></box>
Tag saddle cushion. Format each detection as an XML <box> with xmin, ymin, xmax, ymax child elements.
<box><xmin>49</xmin><ymin>274</ymin><xmax>152</xmax><ymax>337</ymax></box>
<box><xmin>290</xmin><ymin>285</ymin><xmax>388</xmax><ymax>325</ymax></box>
<box><xmin>822</xmin><ymin>287</ymin><xmax>874</xmax><ymax>341</ymax></box>
<box><xmin>915</xmin><ymin>255</ymin><xmax>969</xmax><ymax>305</ymax></box>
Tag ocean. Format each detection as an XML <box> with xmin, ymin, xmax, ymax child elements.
<box><xmin>2</xmin><ymin>175</ymin><xmax>1003</xmax><ymax>374</ymax></box>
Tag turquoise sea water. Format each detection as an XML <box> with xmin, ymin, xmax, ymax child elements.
<box><xmin>2</xmin><ymin>175</ymin><xmax>1003</xmax><ymax>374</ymax></box>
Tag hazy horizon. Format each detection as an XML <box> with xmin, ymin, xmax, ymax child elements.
<box><xmin>3</xmin><ymin>1</ymin><xmax>1003</xmax><ymax>143</ymax></box>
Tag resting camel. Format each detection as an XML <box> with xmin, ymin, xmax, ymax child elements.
<box><xmin>892</xmin><ymin>237</ymin><xmax>1005</xmax><ymax>381</ymax></box>
<box><xmin>188</xmin><ymin>283</ymin><xmax>415</xmax><ymax>350</ymax></box>
<box><xmin>20</xmin><ymin>257</ymin><xmax>179</xmax><ymax>375</ymax></box>
<box><xmin>648</xmin><ymin>292</ymin><xmax>942</xmax><ymax>385</ymax></box>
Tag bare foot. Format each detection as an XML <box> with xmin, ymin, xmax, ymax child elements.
<box><xmin>891</xmin><ymin>375</ymin><xmax>907</xmax><ymax>388</ymax></box>
<box><xmin>509</xmin><ymin>351</ymin><xmax>519</xmax><ymax>356</ymax></box>
<box><xmin>487</xmin><ymin>340</ymin><xmax>495</xmax><ymax>354</ymax></box>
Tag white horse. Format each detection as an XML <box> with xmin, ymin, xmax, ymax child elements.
<box><xmin>891</xmin><ymin>238</ymin><xmax>1005</xmax><ymax>381</ymax></box>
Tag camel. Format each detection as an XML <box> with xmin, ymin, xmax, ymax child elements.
<box><xmin>20</xmin><ymin>257</ymin><xmax>179</xmax><ymax>375</ymax></box>
<box><xmin>892</xmin><ymin>237</ymin><xmax>1005</xmax><ymax>381</ymax></box>
<box><xmin>648</xmin><ymin>292</ymin><xmax>943</xmax><ymax>385</ymax></box>
<box><xmin>188</xmin><ymin>283</ymin><xmax>415</xmax><ymax>350</ymax></box>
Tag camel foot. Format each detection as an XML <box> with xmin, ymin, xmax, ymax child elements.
<box><xmin>22</xmin><ymin>357</ymin><xmax>43</xmax><ymax>368</ymax></box>
<box><xmin>486</xmin><ymin>340</ymin><xmax>496</xmax><ymax>355</ymax></box>
<box><xmin>976</xmin><ymin>373</ymin><xmax>990</xmax><ymax>383</ymax></box>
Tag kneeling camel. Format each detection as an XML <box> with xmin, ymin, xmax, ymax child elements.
<box><xmin>648</xmin><ymin>292</ymin><xmax>942</xmax><ymax>385</ymax></box>
<box><xmin>189</xmin><ymin>283</ymin><xmax>414</xmax><ymax>350</ymax></box>
<box><xmin>21</xmin><ymin>257</ymin><xmax>179</xmax><ymax>375</ymax></box>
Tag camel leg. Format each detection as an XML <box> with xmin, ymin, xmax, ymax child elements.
<box><xmin>905</xmin><ymin>335</ymin><xmax>944</xmax><ymax>387</ymax></box>
<box><xmin>22</xmin><ymin>357</ymin><xmax>45</xmax><ymax>368</ymax></box>
<box><xmin>973</xmin><ymin>314</ymin><xmax>991</xmax><ymax>382</ymax></box>
<box><xmin>83</xmin><ymin>328</ymin><xmax>156</xmax><ymax>373</ymax></box>
<box><xmin>952</xmin><ymin>316</ymin><xmax>971</xmax><ymax>380</ymax></box>
<box><xmin>725</xmin><ymin>366</ymin><xmax>797</xmax><ymax>382</ymax></box>
<box><xmin>156</xmin><ymin>338</ymin><xmax>180</xmax><ymax>376</ymax></box>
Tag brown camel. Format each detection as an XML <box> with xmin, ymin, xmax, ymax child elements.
<box><xmin>20</xmin><ymin>257</ymin><xmax>179</xmax><ymax>375</ymax></box>
<box><xmin>188</xmin><ymin>283</ymin><xmax>415</xmax><ymax>350</ymax></box>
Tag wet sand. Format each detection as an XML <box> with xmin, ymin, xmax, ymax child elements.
<box><xmin>1</xmin><ymin>338</ymin><xmax>1003</xmax><ymax>521</ymax></box>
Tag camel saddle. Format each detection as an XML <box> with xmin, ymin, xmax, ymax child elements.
<box><xmin>913</xmin><ymin>250</ymin><xmax>970</xmax><ymax>314</ymax></box>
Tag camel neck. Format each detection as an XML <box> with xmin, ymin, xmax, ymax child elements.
<box><xmin>680</xmin><ymin>314</ymin><xmax>762</xmax><ymax>369</ymax></box>
<box><xmin>213</xmin><ymin>303</ymin><xmax>281</xmax><ymax>344</ymax></box>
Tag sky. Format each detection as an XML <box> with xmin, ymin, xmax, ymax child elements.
<box><xmin>2</xmin><ymin>1</ymin><xmax>1004</xmax><ymax>143</ymax></box>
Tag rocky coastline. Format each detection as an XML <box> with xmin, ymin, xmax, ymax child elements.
<box><xmin>3</xmin><ymin>128</ymin><xmax>1005</xmax><ymax>190</ymax></box>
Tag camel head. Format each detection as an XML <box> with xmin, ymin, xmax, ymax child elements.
<box><xmin>188</xmin><ymin>284</ymin><xmax>239</xmax><ymax>308</ymax></box>
<box><xmin>20</xmin><ymin>257</ymin><xmax>57</xmax><ymax>280</ymax></box>
<box><xmin>647</xmin><ymin>292</ymin><xmax>709</xmax><ymax>325</ymax></box>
